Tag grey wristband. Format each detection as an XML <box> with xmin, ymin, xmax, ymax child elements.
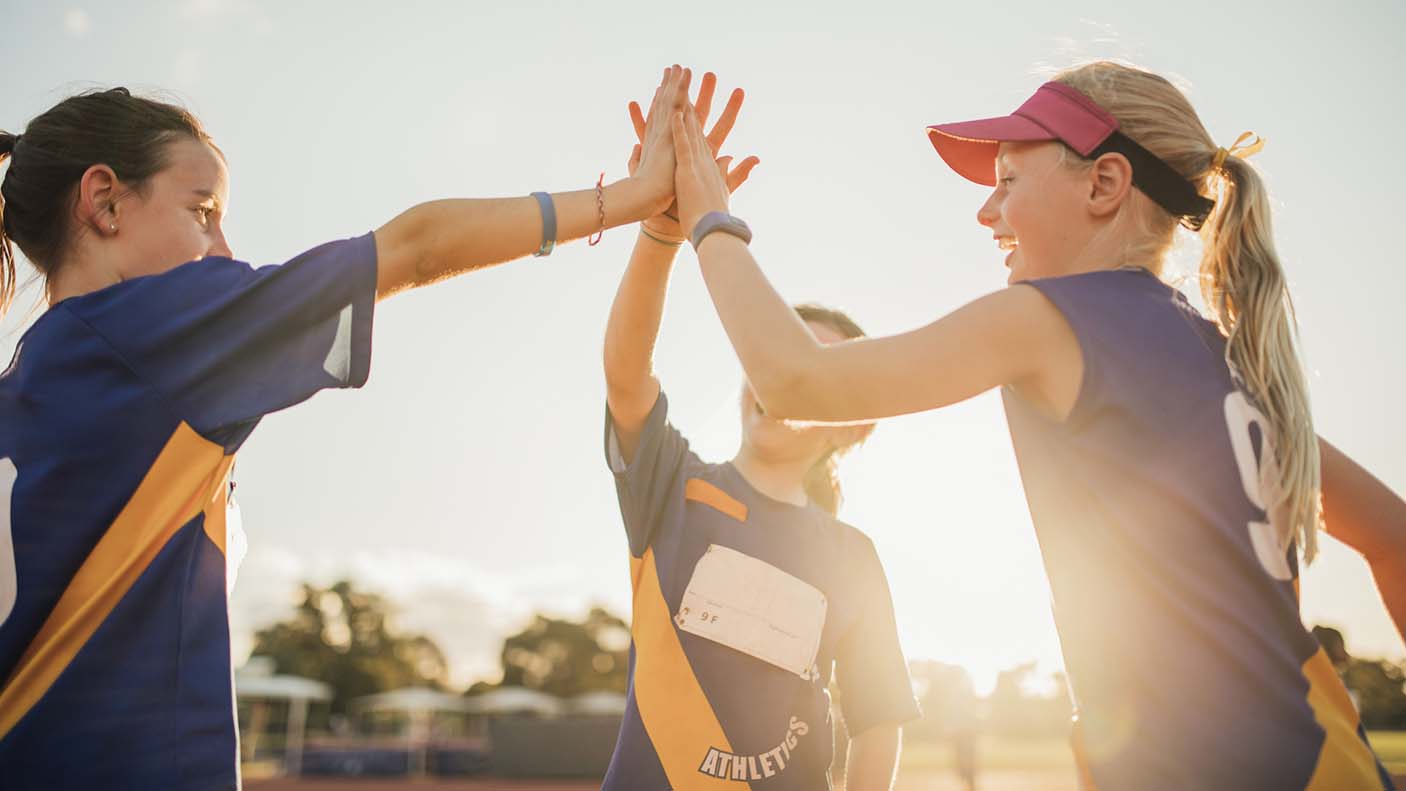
<box><xmin>531</xmin><ymin>191</ymin><xmax>556</xmax><ymax>257</ymax></box>
<box><xmin>690</xmin><ymin>211</ymin><xmax>752</xmax><ymax>251</ymax></box>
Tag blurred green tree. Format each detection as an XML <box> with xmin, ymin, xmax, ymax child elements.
<box><xmin>250</xmin><ymin>579</ymin><xmax>448</xmax><ymax>715</ymax></box>
<box><xmin>1314</xmin><ymin>625</ymin><xmax>1406</xmax><ymax>729</ymax></box>
<box><xmin>487</xmin><ymin>606</ymin><xmax>630</xmax><ymax>698</ymax></box>
<box><xmin>988</xmin><ymin>662</ymin><xmax>1072</xmax><ymax>737</ymax></box>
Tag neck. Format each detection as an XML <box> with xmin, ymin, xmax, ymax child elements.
<box><xmin>1069</xmin><ymin>224</ymin><xmax>1162</xmax><ymax>276</ymax></box>
<box><xmin>46</xmin><ymin>256</ymin><xmax>119</xmax><ymax>305</ymax></box>
<box><xmin>731</xmin><ymin>446</ymin><xmax>813</xmax><ymax>508</ymax></box>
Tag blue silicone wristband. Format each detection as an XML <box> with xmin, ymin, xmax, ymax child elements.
<box><xmin>531</xmin><ymin>191</ymin><xmax>556</xmax><ymax>257</ymax></box>
<box><xmin>690</xmin><ymin>211</ymin><xmax>752</xmax><ymax>251</ymax></box>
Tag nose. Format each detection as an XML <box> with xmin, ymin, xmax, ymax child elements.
<box><xmin>976</xmin><ymin>189</ymin><xmax>1001</xmax><ymax>228</ymax></box>
<box><xmin>208</xmin><ymin>225</ymin><xmax>233</xmax><ymax>259</ymax></box>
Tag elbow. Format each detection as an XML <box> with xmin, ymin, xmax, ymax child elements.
<box><xmin>752</xmin><ymin>365</ymin><xmax>824</xmax><ymax>421</ymax></box>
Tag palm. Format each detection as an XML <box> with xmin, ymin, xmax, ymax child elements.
<box><xmin>628</xmin><ymin>71</ymin><xmax>752</xmax><ymax>235</ymax></box>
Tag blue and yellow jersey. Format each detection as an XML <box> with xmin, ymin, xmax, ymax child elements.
<box><xmin>0</xmin><ymin>235</ymin><xmax>376</xmax><ymax>789</ymax></box>
<box><xmin>1004</xmin><ymin>269</ymin><xmax>1394</xmax><ymax>791</ymax></box>
<box><xmin>603</xmin><ymin>393</ymin><xmax>920</xmax><ymax>790</ymax></box>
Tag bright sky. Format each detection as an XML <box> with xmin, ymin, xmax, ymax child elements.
<box><xmin>2</xmin><ymin>1</ymin><xmax>1402</xmax><ymax>695</ymax></box>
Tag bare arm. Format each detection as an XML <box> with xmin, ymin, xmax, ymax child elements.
<box><xmin>603</xmin><ymin>231</ymin><xmax>680</xmax><ymax>462</ymax></box>
<box><xmin>605</xmin><ymin>71</ymin><xmax>755</xmax><ymax>462</ymax></box>
<box><xmin>1319</xmin><ymin>437</ymin><xmax>1406</xmax><ymax>643</ymax></box>
<box><xmin>374</xmin><ymin>183</ymin><xmax>656</xmax><ymax>300</ymax></box>
<box><xmin>844</xmin><ymin>725</ymin><xmax>902</xmax><ymax>791</ymax></box>
<box><xmin>371</xmin><ymin>66</ymin><xmax>691</xmax><ymax>301</ymax></box>
<box><xmin>669</xmin><ymin>107</ymin><xmax>1079</xmax><ymax>424</ymax></box>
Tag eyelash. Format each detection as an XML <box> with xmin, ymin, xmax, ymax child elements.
<box><xmin>998</xmin><ymin>176</ymin><xmax>1015</xmax><ymax>186</ymax></box>
<box><xmin>194</xmin><ymin>206</ymin><xmax>214</xmax><ymax>225</ymax></box>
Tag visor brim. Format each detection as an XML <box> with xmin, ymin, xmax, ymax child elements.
<box><xmin>926</xmin><ymin>114</ymin><xmax>1060</xmax><ymax>187</ymax></box>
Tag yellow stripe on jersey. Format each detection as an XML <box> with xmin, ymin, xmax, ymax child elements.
<box><xmin>685</xmin><ymin>478</ymin><xmax>748</xmax><ymax>522</ymax></box>
<box><xmin>630</xmin><ymin>548</ymin><xmax>750</xmax><ymax>790</ymax></box>
<box><xmin>0</xmin><ymin>422</ymin><xmax>232</xmax><ymax>740</ymax></box>
<box><xmin>1303</xmin><ymin>647</ymin><xmax>1387</xmax><ymax>790</ymax></box>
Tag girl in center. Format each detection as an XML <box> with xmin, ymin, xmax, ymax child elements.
<box><xmin>600</xmin><ymin>72</ymin><xmax>920</xmax><ymax>791</ymax></box>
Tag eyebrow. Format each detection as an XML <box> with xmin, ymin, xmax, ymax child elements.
<box><xmin>190</xmin><ymin>189</ymin><xmax>224</xmax><ymax>209</ymax></box>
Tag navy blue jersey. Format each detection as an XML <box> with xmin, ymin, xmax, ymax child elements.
<box><xmin>603</xmin><ymin>393</ymin><xmax>918</xmax><ymax>790</ymax></box>
<box><xmin>1005</xmin><ymin>269</ymin><xmax>1392</xmax><ymax>791</ymax></box>
<box><xmin>0</xmin><ymin>235</ymin><xmax>376</xmax><ymax>789</ymax></box>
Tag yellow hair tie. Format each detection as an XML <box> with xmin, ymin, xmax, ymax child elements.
<box><xmin>1211</xmin><ymin>131</ymin><xmax>1265</xmax><ymax>172</ymax></box>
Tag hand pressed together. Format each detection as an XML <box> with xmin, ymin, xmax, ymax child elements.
<box><xmin>627</xmin><ymin>67</ymin><xmax>759</xmax><ymax>241</ymax></box>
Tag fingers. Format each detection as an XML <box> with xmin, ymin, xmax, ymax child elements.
<box><xmin>629</xmin><ymin>101</ymin><xmax>646</xmax><ymax>142</ymax></box>
<box><xmin>706</xmin><ymin>88</ymin><xmax>745</xmax><ymax>153</ymax></box>
<box><xmin>687</xmin><ymin>107</ymin><xmax>711</xmax><ymax>162</ymax></box>
<box><xmin>671</xmin><ymin>111</ymin><xmax>693</xmax><ymax>166</ymax></box>
<box><xmin>693</xmin><ymin>72</ymin><xmax>717</xmax><ymax>126</ymax></box>
<box><xmin>675</xmin><ymin>67</ymin><xmax>693</xmax><ymax>111</ymax></box>
<box><xmin>726</xmin><ymin>155</ymin><xmax>761</xmax><ymax>192</ymax></box>
<box><xmin>626</xmin><ymin>143</ymin><xmax>641</xmax><ymax>176</ymax></box>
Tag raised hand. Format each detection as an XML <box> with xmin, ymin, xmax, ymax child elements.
<box><xmin>627</xmin><ymin>70</ymin><xmax>756</xmax><ymax>240</ymax></box>
<box><xmin>631</xmin><ymin>65</ymin><xmax>692</xmax><ymax>219</ymax></box>
<box><xmin>671</xmin><ymin>105</ymin><xmax>758</xmax><ymax>238</ymax></box>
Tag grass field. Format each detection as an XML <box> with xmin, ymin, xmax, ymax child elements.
<box><xmin>1371</xmin><ymin>731</ymin><xmax>1406</xmax><ymax>775</ymax></box>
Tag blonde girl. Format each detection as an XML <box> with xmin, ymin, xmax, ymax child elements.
<box><xmin>670</xmin><ymin>62</ymin><xmax>1405</xmax><ymax>791</ymax></box>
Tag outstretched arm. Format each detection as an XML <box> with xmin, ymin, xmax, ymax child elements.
<box><xmin>669</xmin><ymin>105</ymin><xmax>1080</xmax><ymax>424</ymax></box>
<box><xmin>372</xmin><ymin>66</ymin><xmax>688</xmax><ymax>301</ymax></box>
<box><xmin>1319</xmin><ymin>438</ymin><xmax>1406</xmax><ymax>644</ymax></box>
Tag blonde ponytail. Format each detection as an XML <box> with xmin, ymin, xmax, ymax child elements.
<box><xmin>1200</xmin><ymin>153</ymin><xmax>1321</xmax><ymax>560</ymax></box>
<box><xmin>1055</xmin><ymin>62</ymin><xmax>1321</xmax><ymax>560</ymax></box>
<box><xmin>803</xmin><ymin>449</ymin><xmax>842</xmax><ymax>516</ymax></box>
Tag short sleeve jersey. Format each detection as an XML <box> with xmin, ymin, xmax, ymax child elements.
<box><xmin>0</xmin><ymin>235</ymin><xmax>377</xmax><ymax>790</ymax></box>
<box><xmin>602</xmin><ymin>392</ymin><xmax>919</xmax><ymax>791</ymax></box>
<box><xmin>1004</xmin><ymin>269</ymin><xmax>1394</xmax><ymax>791</ymax></box>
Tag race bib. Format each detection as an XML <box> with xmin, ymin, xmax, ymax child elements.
<box><xmin>674</xmin><ymin>544</ymin><xmax>827</xmax><ymax>680</ymax></box>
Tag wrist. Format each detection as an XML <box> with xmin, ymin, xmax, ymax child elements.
<box><xmin>690</xmin><ymin>211</ymin><xmax>751</xmax><ymax>251</ymax></box>
<box><xmin>639</xmin><ymin>225</ymin><xmax>685</xmax><ymax>249</ymax></box>
<box><xmin>641</xmin><ymin>217</ymin><xmax>685</xmax><ymax>240</ymax></box>
<box><xmin>609</xmin><ymin>176</ymin><xmax>665</xmax><ymax>225</ymax></box>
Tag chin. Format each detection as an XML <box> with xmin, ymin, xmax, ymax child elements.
<box><xmin>741</xmin><ymin>427</ymin><xmax>806</xmax><ymax>462</ymax></box>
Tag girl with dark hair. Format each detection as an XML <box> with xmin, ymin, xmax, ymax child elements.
<box><xmin>670</xmin><ymin>63</ymin><xmax>1405</xmax><ymax>791</ymax></box>
<box><xmin>601</xmin><ymin>72</ymin><xmax>919</xmax><ymax>791</ymax></box>
<box><xmin>0</xmin><ymin>67</ymin><xmax>686</xmax><ymax>788</ymax></box>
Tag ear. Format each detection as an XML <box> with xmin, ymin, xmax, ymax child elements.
<box><xmin>1087</xmin><ymin>152</ymin><xmax>1135</xmax><ymax>220</ymax></box>
<box><xmin>75</xmin><ymin>164</ymin><xmax>122</xmax><ymax>235</ymax></box>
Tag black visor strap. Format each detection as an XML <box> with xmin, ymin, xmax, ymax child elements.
<box><xmin>1088</xmin><ymin>131</ymin><xmax>1215</xmax><ymax>231</ymax></box>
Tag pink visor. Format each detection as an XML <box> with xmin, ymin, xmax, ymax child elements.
<box><xmin>926</xmin><ymin>82</ymin><xmax>1120</xmax><ymax>187</ymax></box>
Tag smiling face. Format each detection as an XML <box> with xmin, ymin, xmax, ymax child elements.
<box><xmin>976</xmin><ymin>142</ymin><xmax>1096</xmax><ymax>285</ymax></box>
<box><xmin>110</xmin><ymin>136</ymin><xmax>232</xmax><ymax>280</ymax></box>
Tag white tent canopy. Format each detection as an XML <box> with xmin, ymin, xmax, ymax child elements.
<box><xmin>568</xmin><ymin>690</ymin><xmax>627</xmax><ymax>716</ymax></box>
<box><xmin>234</xmin><ymin>658</ymin><xmax>330</xmax><ymax>776</ymax></box>
<box><xmin>465</xmin><ymin>686</ymin><xmax>564</xmax><ymax>717</ymax></box>
<box><xmin>353</xmin><ymin>686</ymin><xmax>475</xmax><ymax>714</ymax></box>
<box><xmin>235</xmin><ymin>674</ymin><xmax>332</xmax><ymax>702</ymax></box>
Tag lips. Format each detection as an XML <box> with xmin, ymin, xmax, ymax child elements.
<box><xmin>995</xmin><ymin>236</ymin><xmax>1018</xmax><ymax>269</ymax></box>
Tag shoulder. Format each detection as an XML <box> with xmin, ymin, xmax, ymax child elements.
<box><xmin>829</xmin><ymin>516</ymin><xmax>880</xmax><ymax>559</ymax></box>
<box><xmin>1017</xmin><ymin>268</ymin><xmax>1187</xmax><ymax>321</ymax></box>
<box><xmin>66</xmin><ymin>257</ymin><xmax>255</xmax><ymax>324</ymax></box>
